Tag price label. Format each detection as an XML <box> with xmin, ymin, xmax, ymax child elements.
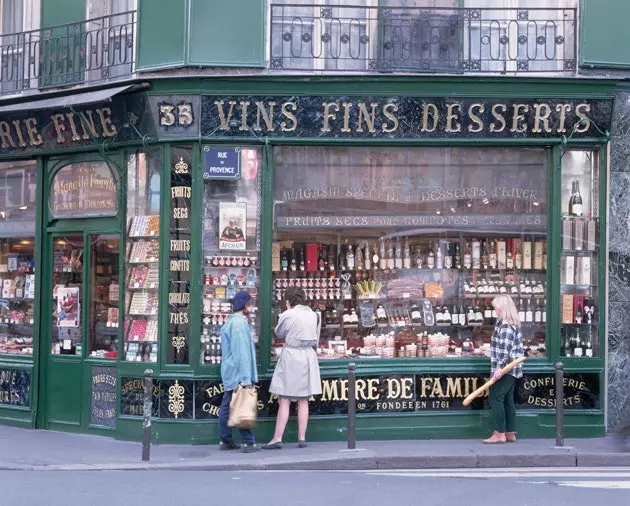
<box><xmin>403</xmin><ymin>293</ymin><xmax>410</xmax><ymax>299</ymax></box>
<box><xmin>344</xmin><ymin>294</ymin><xmax>352</xmax><ymax>300</ymax></box>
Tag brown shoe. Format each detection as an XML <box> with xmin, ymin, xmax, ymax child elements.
<box><xmin>505</xmin><ymin>432</ymin><xmax>517</xmax><ymax>443</ymax></box>
<box><xmin>483</xmin><ymin>431</ymin><xmax>507</xmax><ymax>444</ymax></box>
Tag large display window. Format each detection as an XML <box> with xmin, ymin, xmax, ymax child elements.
<box><xmin>0</xmin><ymin>160</ymin><xmax>37</xmax><ymax>356</ymax></box>
<box><xmin>271</xmin><ymin>146</ymin><xmax>549</xmax><ymax>361</ymax></box>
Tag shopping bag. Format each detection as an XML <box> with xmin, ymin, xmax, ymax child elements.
<box><xmin>228</xmin><ymin>385</ymin><xmax>258</xmax><ymax>428</ymax></box>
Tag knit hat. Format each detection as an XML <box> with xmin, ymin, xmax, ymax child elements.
<box><xmin>232</xmin><ymin>291</ymin><xmax>252</xmax><ymax>312</ymax></box>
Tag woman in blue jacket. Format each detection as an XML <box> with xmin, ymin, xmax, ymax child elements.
<box><xmin>219</xmin><ymin>291</ymin><xmax>259</xmax><ymax>453</ymax></box>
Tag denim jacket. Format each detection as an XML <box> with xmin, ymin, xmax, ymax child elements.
<box><xmin>220</xmin><ymin>313</ymin><xmax>258</xmax><ymax>391</ymax></box>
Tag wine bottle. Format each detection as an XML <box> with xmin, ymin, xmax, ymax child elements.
<box><xmin>489</xmin><ymin>241</ymin><xmax>497</xmax><ymax>269</ymax></box>
<box><xmin>395</xmin><ymin>236</ymin><xmax>403</xmax><ymax>269</ymax></box>
<box><xmin>427</xmin><ymin>243</ymin><xmax>435</xmax><ymax>269</ymax></box>
<box><xmin>317</xmin><ymin>246</ymin><xmax>325</xmax><ymax>271</ymax></box>
<box><xmin>443</xmin><ymin>304</ymin><xmax>451</xmax><ymax>325</ymax></box>
<box><xmin>451</xmin><ymin>304</ymin><xmax>459</xmax><ymax>325</ymax></box>
<box><xmin>371</xmin><ymin>243</ymin><xmax>379</xmax><ymax>270</ymax></box>
<box><xmin>573</xmin><ymin>329</ymin><xmax>583</xmax><ymax>357</ymax></box>
<box><xmin>415</xmin><ymin>246</ymin><xmax>423</xmax><ymax>268</ymax></box>
<box><xmin>525</xmin><ymin>299</ymin><xmax>533</xmax><ymax>323</ymax></box>
<box><xmin>435</xmin><ymin>305</ymin><xmax>444</xmax><ymax>324</ymax></box>
<box><xmin>364</xmin><ymin>242</ymin><xmax>371</xmax><ymax>270</ymax></box>
<box><xmin>484</xmin><ymin>303</ymin><xmax>493</xmax><ymax>324</ymax></box>
<box><xmin>474</xmin><ymin>302</ymin><xmax>483</xmax><ymax>324</ymax></box>
<box><xmin>387</xmin><ymin>239</ymin><xmax>394</xmax><ymax>270</ymax></box>
<box><xmin>299</xmin><ymin>248</ymin><xmax>305</xmax><ymax>271</ymax></box>
<box><xmin>463</xmin><ymin>241</ymin><xmax>472</xmax><ymax>270</ymax></box>
<box><xmin>572</xmin><ymin>180</ymin><xmax>584</xmax><ymax>216</ymax></box>
<box><xmin>458</xmin><ymin>304</ymin><xmax>467</xmax><ymax>326</ymax></box>
<box><xmin>568</xmin><ymin>180</ymin><xmax>575</xmax><ymax>216</ymax></box>
<box><xmin>534</xmin><ymin>300</ymin><xmax>542</xmax><ymax>323</ymax></box>
<box><xmin>346</xmin><ymin>244</ymin><xmax>355</xmax><ymax>270</ymax></box>
<box><xmin>472</xmin><ymin>238</ymin><xmax>481</xmax><ymax>270</ymax></box>
<box><xmin>481</xmin><ymin>240</ymin><xmax>489</xmax><ymax>270</ymax></box>
<box><xmin>436</xmin><ymin>242</ymin><xmax>443</xmax><ymax>269</ymax></box>
<box><xmin>411</xmin><ymin>303</ymin><xmax>422</xmax><ymax>324</ymax></box>
<box><xmin>518</xmin><ymin>299</ymin><xmax>525</xmax><ymax>323</ymax></box>
<box><xmin>379</xmin><ymin>239</ymin><xmax>386</xmax><ymax>270</ymax></box>
<box><xmin>560</xmin><ymin>330</ymin><xmax>567</xmax><ymax>357</ymax></box>
<box><xmin>444</xmin><ymin>242</ymin><xmax>452</xmax><ymax>269</ymax></box>
<box><xmin>328</xmin><ymin>244</ymin><xmax>336</xmax><ymax>271</ymax></box>
<box><xmin>575</xmin><ymin>302</ymin><xmax>583</xmax><ymax>324</ymax></box>
<box><xmin>585</xmin><ymin>333</ymin><xmax>593</xmax><ymax>357</ymax></box>
<box><xmin>355</xmin><ymin>244</ymin><xmax>364</xmax><ymax>271</ymax></box>
<box><xmin>542</xmin><ymin>300</ymin><xmax>547</xmax><ymax>323</ymax></box>
<box><xmin>281</xmin><ymin>248</ymin><xmax>288</xmax><ymax>271</ymax></box>
<box><xmin>466</xmin><ymin>304</ymin><xmax>475</xmax><ymax>325</ymax></box>
<box><xmin>403</xmin><ymin>237</ymin><xmax>411</xmax><ymax>269</ymax></box>
<box><xmin>455</xmin><ymin>243</ymin><xmax>462</xmax><ymax>270</ymax></box>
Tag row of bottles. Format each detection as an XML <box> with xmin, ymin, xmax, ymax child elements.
<box><xmin>463</xmin><ymin>277</ymin><xmax>546</xmax><ymax>296</ymax></box>
<box><xmin>560</xmin><ymin>328</ymin><xmax>594</xmax><ymax>357</ymax></box>
<box><xmin>321</xmin><ymin>299</ymin><xmax>547</xmax><ymax>328</ymax></box>
<box><xmin>278</xmin><ymin>236</ymin><xmax>547</xmax><ymax>272</ymax></box>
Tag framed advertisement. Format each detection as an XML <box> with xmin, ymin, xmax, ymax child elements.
<box><xmin>218</xmin><ymin>202</ymin><xmax>247</xmax><ymax>251</ymax></box>
<box><xmin>57</xmin><ymin>286</ymin><xmax>80</xmax><ymax>327</ymax></box>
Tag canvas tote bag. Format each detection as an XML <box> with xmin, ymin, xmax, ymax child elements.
<box><xmin>228</xmin><ymin>385</ymin><xmax>258</xmax><ymax>428</ymax></box>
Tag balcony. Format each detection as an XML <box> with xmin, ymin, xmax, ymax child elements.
<box><xmin>269</xmin><ymin>4</ymin><xmax>576</xmax><ymax>74</ymax></box>
<box><xmin>0</xmin><ymin>11</ymin><xmax>136</xmax><ymax>97</ymax></box>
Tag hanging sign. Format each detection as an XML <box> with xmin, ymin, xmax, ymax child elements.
<box><xmin>203</xmin><ymin>147</ymin><xmax>241</xmax><ymax>180</ymax></box>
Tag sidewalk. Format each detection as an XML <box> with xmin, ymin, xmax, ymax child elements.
<box><xmin>1</xmin><ymin>426</ymin><xmax>629</xmax><ymax>471</ymax></box>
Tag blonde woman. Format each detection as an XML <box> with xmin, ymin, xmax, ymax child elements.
<box><xmin>484</xmin><ymin>294</ymin><xmax>525</xmax><ymax>444</ymax></box>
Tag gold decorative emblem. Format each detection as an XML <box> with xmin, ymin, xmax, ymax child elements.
<box><xmin>168</xmin><ymin>380</ymin><xmax>185</xmax><ymax>419</ymax></box>
<box><xmin>172</xmin><ymin>336</ymin><xmax>186</xmax><ymax>353</ymax></box>
<box><xmin>174</xmin><ymin>157</ymin><xmax>189</xmax><ymax>174</ymax></box>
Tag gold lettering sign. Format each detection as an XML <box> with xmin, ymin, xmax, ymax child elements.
<box><xmin>50</xmin><ymin>162</ymin><xmax>118</xmax><ymax>218</ymax></box>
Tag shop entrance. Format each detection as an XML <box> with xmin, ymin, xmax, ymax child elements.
<box><xmin>38</xmin><ymin>230</ymin><xmax>120</xmax><ymax>431</ymax></box>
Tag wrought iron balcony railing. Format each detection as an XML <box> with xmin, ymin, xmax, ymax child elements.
<box><xmin>0</xmin><ymin>11</ymin><xmax>136</xmax><ymax>97</ymax></box>
<box><xmin>270</xmin><ymin>4</ymin><xmax>576</xmax><ymax>74</ymax></box>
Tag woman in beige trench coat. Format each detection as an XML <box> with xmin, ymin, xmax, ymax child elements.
<box><xmin>262</xmin><ymin>286</ymin><xmax>321</xmax><ymax>449</ymax></box>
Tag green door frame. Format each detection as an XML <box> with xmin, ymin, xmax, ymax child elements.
<box><xmin>36</xmin><ymin>153</ymin><xmax>124</xmax><ymax>430</ymax></box>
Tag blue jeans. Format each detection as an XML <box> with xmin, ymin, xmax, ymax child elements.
<box><xmin>218</xmin><ymin>389</ymin><xmax>255</xmax><ymax>444</ymax></box>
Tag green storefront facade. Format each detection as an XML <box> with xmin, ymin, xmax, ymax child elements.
<box><xmin>0</xmin><ymin>75</ymin><xmax>614</xmax><ymax>443</ymax></box>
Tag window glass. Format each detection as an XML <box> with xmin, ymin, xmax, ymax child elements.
<box><xmin>0</xmin><ymin>160</ymin><xmax>36</xmax><ymax>356</ymax></box>
<box><xmin>201</xmin><ymin>147</ymin><xmax>262</xmax><ymax>366</ymax></box>
<box><xmin>124</xmin><ymin>150</ymin><xmax>160</xmax><ymax>362</ymax></box>
<box><xmin>559</xmin><ymin>150</ymin><xmax>600</xmax><ymax>358</ymax></box>
<box><xmin>272</xmin><ymin>146</ymin><xmax>548</xmax><ymax>361</ymax></box>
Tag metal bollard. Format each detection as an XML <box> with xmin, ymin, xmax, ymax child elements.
<box><xmin>555</xmin><ymin>362</ymin><xmax>564</xmax><ymax>448</ymax></box>
<box><xmin>347</xmin><ymin>362</ymin><xmax>357</xmax><ymax>450</ymax></box>
<box><xmin>142</xmin><ymin>369</ymin><xmax>154</xmax><ymax>461</ymax></box>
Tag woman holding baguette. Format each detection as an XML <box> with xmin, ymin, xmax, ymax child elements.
<box><xmin>484</xmin><ymin>294</ymin><xmax>525</xmax><ymax>444</ymax></box>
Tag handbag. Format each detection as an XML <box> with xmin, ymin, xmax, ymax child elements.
<box><xmin>228</xmin><ymin>385</ymin><xmax>258</xmax><ymax>429</ymax></box>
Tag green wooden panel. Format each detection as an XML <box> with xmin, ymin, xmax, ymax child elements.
<box><xmin>136</xmin><ymin>0</ymin><xmax>186</xmax><ymax>70</ymax></box>
<box><xmin>580</xmin><ymin>0</ymin><xmax>630</xmax><ymax>68</ymax></box>
<box><xmin>41</xmin><ymin>0</ymin><xmax>85</xmax><ymax>27</ymax></box>
<box><xmin>188</xmin><ymin>0</ymin><xmax>264</xmax><ymax>67</ymax></box>
<box><xmin>44</xmin><ymin>359</ymin><xmax>83</xmax><ymax>427</ymax></box>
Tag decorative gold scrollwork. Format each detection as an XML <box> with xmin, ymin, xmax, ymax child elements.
<box><xmin>172</xmin><ymin>335</ymin><xmax>186</xmax><ymax>353</ymax></box>
<box><xmin>168</xmin><ymin>380</ymin><xmax>185</xmax><ymax>419</ymax></box>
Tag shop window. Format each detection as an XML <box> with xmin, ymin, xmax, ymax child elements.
<box><xmin>559</xmin><ymin>150</ymin><xmax>600</xmax><ymax>358</ymax></box>
<box><xmin>200</xmin><ymin>147</ymin><xmax>262</xmax><ymax>367</ymax></box>
<box><xmin>123</xmin><ymin>149</ymin><xmax>160</xmax><ymax>362</ymax></box>
<box><xmin>0</xmin><ymin>160</ymin><xmax>36</xmax><ymax>356</ymax></box>
<box><xmin>272</xmin><ymin>146</ymin><xmax>548</xmax><ymax>361</ymax></box>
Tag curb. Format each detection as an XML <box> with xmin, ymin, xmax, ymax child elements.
<box><xmin>1</xmin><ymin>452</ymin><xmax>629</xmax><ymax>472</ymax></box>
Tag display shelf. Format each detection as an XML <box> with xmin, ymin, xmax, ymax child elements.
<box><xmin>124</xmin><ymin>215</ymin><xmax>161</xmax><ymax>363</ymax></box>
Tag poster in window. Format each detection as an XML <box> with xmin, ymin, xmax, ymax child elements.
<box><xmin>219</xmin><ymin>202</ymin><xmax>247</xmax><ymax>251</ymax></box>
<box><xmin>57</xmin><ymin>287</ymin><xmax>80</xmax><ymax>327</ymax></box>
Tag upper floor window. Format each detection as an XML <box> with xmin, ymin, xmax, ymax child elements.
<box><xmin>269</xmin><ymin>0</ymin><xmax>577</xmax><ymax>74</ymax></box>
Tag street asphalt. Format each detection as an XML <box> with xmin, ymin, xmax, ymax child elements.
<box><xmin>2</xmin><ymin>469</ymin><xmax>630</xmax><ymax>506</ymax></box>
<box><xmin>1</xmin><ymin>425</ymin><xmax>629</xmax><ymax>471</ymax></box>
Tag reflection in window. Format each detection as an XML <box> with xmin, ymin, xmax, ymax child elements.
<box><xmin>272</xmin><ymin>146</ymin><xmax>549</xmax><ymax>361</ymax></box>
<box><xmin>0</xmin><ymin>160</ymin><xmax>36</xmax><ymax>356</ymax></box>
